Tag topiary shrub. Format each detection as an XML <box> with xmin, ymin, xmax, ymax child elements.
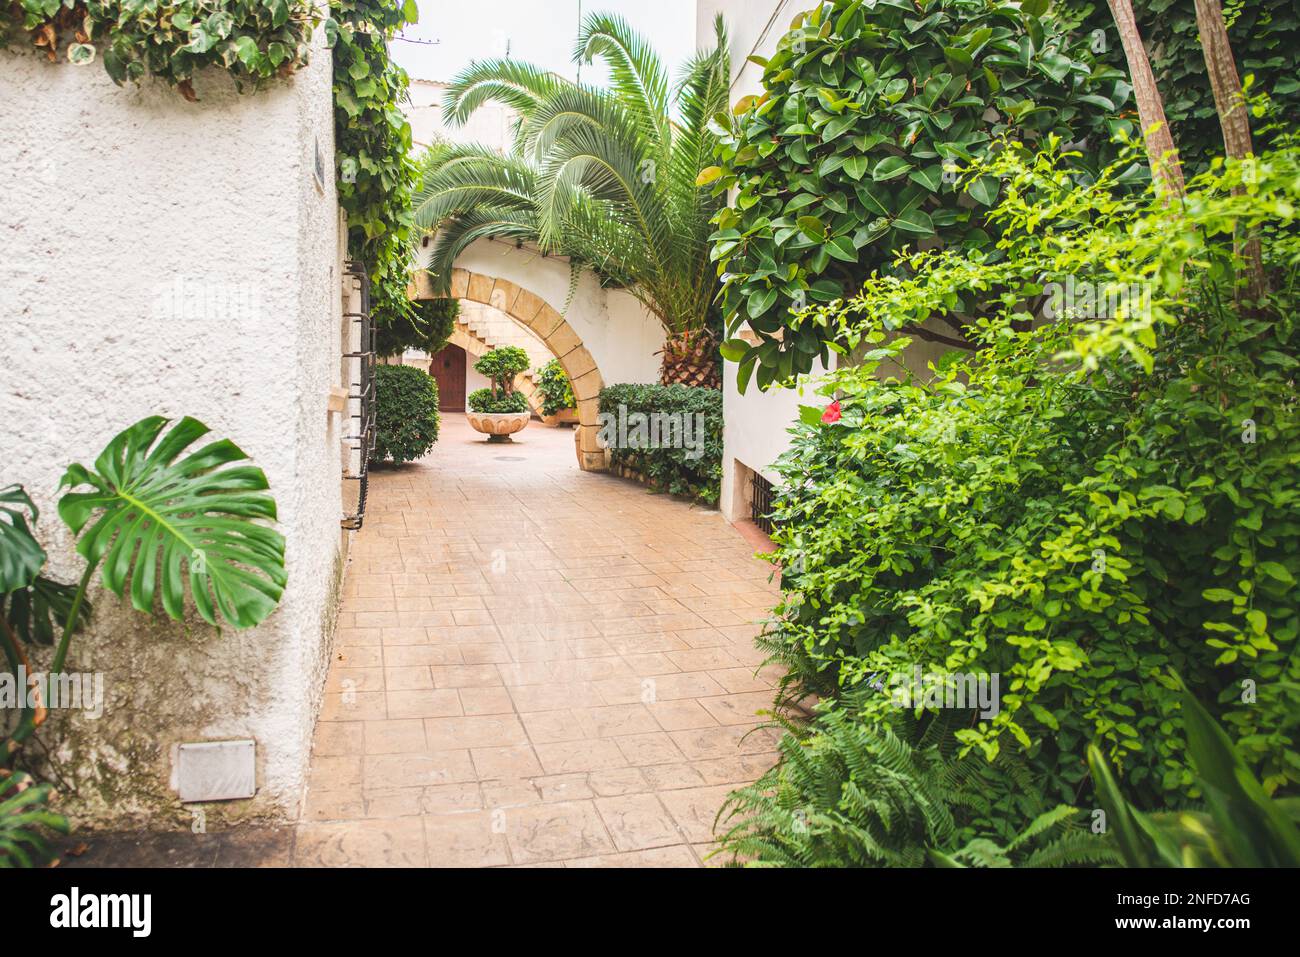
<box><xmin>534</xmin><ymin>358</ymin><xmax>575</xmax><ymax>417</ymax></box>
<box><xmin>467</xmin><ymin>388</ymin><xmax>528</xmax><ymax>414</ymax></box>
<box><xmin>372</xmin><ymin>364</ymin><xmax>440</xmax><ymax>464</ymax></box>
<box><xmin>597</xmin><ymin>383</ymin><xmax>723</xmax><ymax>504</ymax></box>
<box><xmin>467</xmin><ymin>346</ymin><xmax>530</xmax><ymax>414</ymax></box>
<box><xmin>705</xmin><ymin>0</ymin><xmax>1136</xmax><ymax>389</ymax></box>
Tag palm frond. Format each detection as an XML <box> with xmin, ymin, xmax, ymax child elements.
<box><xmin>573</xmin><ymin>11</ymin><xmax>670</xmax><ymax>145</ymax></box>
<box><xmin>441</xmin><ymin>58</ymin><xmax>571</xmax><ymax>126</ymax></box>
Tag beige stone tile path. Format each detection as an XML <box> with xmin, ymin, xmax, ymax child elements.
<box><xmin>294</xmin><ymin>414</ymin><xmax>783</xmax><ymax>867</ymax></box>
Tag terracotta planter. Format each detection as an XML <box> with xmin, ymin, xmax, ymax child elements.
<box><xmin>466</xmin><ymin>411</ymin><xmax>531</xmax><ymax>442</ymax></box>
<box><xmin>541</xmin><ymin>408</ymin><xmax>579</xmax><ymax>427</ymax></box>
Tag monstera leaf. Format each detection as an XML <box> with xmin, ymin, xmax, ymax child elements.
<box><xmin>0</xmin><ymin>485</ymin><xmax>47</xmax><ymax>594</ymax></box>
<box><xmin>57</xmin><ymin>416</ymin><xmax>286</xmax><ymax>630</ymax></box>
<box><xmin>1</xmin><ymin>575</ymin><xmax>92</xmax><ymax>647</ymax></box>
<box><xmin>0</xmin><ymin>771</ymin><xmax>68</xmax><ymax>869</ymax></box>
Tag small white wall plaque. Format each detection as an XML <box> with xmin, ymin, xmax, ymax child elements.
<box><xmin>177</xmin><ymin>739</ymin><xmax>257</xmax><ymax>803</ymax></box>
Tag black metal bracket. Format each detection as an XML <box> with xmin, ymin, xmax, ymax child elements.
<box><xmin>342</xmin><ymin>260</ymin><xmax>375</xmax><ymax>530</ymax></box>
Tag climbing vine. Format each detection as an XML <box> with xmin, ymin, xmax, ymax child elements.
<box><xmin>0</xmin><ymin>1</ymin><xmax>319</xmax><ymax>99</ymax></box>
<box><xmin>330</xmin><ymin>0</ymin><xmax>420</xmax><ymax>328</ymax></box>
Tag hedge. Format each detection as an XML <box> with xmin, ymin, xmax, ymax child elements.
<box><xmin>598</xmin><ymin>384</ymin><xmax>722</xmax><ymax>505</ymax></box>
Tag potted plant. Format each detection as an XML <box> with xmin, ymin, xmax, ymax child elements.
<box><xmin>535</xmin><ymin>358</ymin><xmax>577</xmax><ymax>426</ymax></box>
<box><xmin>467</xmin><ymin>346</ymin><xmax>532</xmax><ymax>442</ymax></box>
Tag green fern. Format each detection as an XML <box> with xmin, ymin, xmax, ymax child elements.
<box><xmin>715</xmin><ymin>704</ymin><xmax>1117</xmax><ymax>867</ymax></box>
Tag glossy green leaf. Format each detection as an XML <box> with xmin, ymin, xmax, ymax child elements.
<box><xmin>58</xmin><ymin>417</ymin><xmax>286</xmax><ymax>630</ymax></box>
<box><xmin>0</xmin><ymin>486</ymin><xmax>46</xmax><ymax>595</ymax></box>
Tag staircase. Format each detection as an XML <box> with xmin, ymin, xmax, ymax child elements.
<box><xmin>401</xmin><ymin>302</ymin><xmax>558</xmax><ymax>414</ymax></box>
<box><xmin>457</xmin><ymin>301</ymin><xmax>555</xmax><ymax>413</ymax></box>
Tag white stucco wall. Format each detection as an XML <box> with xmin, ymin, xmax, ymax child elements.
<box><xmin>699</xmin><ymin>0</ymin><xmax>832</xmax><ymax>521</ymax></box>
<box><xmin>0</xmin><ymin>40</ymin><xmax>345</xmax><ymax>827</ymax></box>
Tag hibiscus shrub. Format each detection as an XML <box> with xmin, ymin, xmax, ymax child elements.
<box><xmin>598</xmin><ymin>384</ymin><xmax>724</xmax><ymax>504</ymax></box>
<box><xmin>760</xmin><ymin>144</ymin><xmax>1300</xmax><ymax>809</ymax></box>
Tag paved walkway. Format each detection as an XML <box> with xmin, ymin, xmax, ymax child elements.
<box><xmin>295</xmin><ymin>414</ymin><xmax>782</xmax><ymax>866</ymax></box>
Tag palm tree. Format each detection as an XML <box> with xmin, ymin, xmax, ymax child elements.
<box><xmin>411</xmin><ymin>12</ymin><xmax>731</xmax><ymax>388</ymax></box>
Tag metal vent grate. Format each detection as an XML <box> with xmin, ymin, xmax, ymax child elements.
<box><xmin>750</xmin><ymin>470</ymin><xmax>778</xmax><ymax>536</ymax></box>
<box><xmin>342</xmin><ymin>260</ymin><xmax>376</xmax><ymax>530</ymax></box>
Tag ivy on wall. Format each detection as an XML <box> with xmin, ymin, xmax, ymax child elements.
<box><xmin>0</xmin><ymin>1</ymin><xmax>318</xmax><ymax>99</ymax></box>
<box><xmin>329</xmin><ymin>0</ymin><xmax>420</xmax><ymax>328</ymax></box>
<box><xmin>2</xmin><ymin>0</ymin><xmax>421</xmax><ymax>326</ymax></box>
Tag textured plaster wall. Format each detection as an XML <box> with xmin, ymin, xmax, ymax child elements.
<box><xmin>0</xmin><ymin>40</ymin><xmax>344</xmax><ymax>828</ymax></box>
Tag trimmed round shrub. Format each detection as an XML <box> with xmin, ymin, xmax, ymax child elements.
<box><xmin>372</xmin><ymin>364</ymin><xmax>440</xmax><ymax>464</ymax></box>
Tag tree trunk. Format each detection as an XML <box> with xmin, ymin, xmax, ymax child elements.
<box><xmin>659</xmin><ymin>328</ymin><xmax>721</xmax><ymax>389</ymax></box>
<box><xmin>1106</xmin><ymin>0</ymin><xmax>1186</xmax><ymax>199</ymax></box>
<box><xmin>1194</xmin><ymin>0</ymin><xmax>1267</xmax><ymax>302</ymax></box>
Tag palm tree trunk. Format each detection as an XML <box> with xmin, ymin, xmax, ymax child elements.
<box><xmin>1194</xmin><ymin>0</ymin><xmax>1267</xmax><ymax>302</ymax></box>
<box><xmin>659</xmin><ymin>328</ymin><xmax>721</xmax><ymax>389</ymax></box>
<box><xmin>1106</xmin><ymin>0</ymin><xmax>1185</xmax><ymax>199</ymax></box>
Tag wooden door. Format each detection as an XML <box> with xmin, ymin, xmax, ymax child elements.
<box><xmin>428</xmin><ymin>343</ymin><xmax>466</xmax><ymax>412</ymax></box>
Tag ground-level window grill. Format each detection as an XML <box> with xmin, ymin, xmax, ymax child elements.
<box><xmin>342</xmin><ymin>260</ymin><xmax>375</xmax><ymax>530</ymax></box>
<box><xmin>750</xmin><ymin>470</ymin><xmax>778</xmax><ymax>536</ymax></box>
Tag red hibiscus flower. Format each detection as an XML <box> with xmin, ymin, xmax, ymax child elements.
<box><xmin>821</xmin><ymin>400</ymin><xmax>842</xmax><ymax>424</ymax></box>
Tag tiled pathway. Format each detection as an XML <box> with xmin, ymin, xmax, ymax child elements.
<box><xmin>294</xmin><ymin>414</ymin><xmax>783</xmax><ymax>866</ymax></box>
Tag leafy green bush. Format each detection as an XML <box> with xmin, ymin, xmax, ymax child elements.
<box><xmin>761</xmin><ymin>142</ymin><xmax>1300</xmax><ymax>808</ymax></box>
<box><xmin>597</xmin><ymin>384</ymin><xmax>722</xmax><ymax>504</ymax></box>
<box><xmin>467</xmin><ymin>388</ymin><xmax>528</xmax><ymax>414</ymax></box>
<box><xmin>535</xmin><ymin>359</ymin><xmax>575</xmax><ymax>417</ymax></box>
<box><xmin>717</xmin><ymin>706</ymin><xmax>1115</xmax><ymax>867</ymax></box>
<box><xmin>707</xmin><ymin>0</ymin><xmax>1136</xmax><ymax>388</ymax></box>
<box><xmin>373</xmin><ymin>364</ymin><xmax>440</xmax><ymax>463</ymax></box>
<box><xmin>376</xmin><ymin>298</ymin><xmax>460</xmax><ymax>359</ymax></box>
<box><xmin>1088</xmin><ymin>673</ymin><xmax>1300</xmax><ymax>868</ymax></box>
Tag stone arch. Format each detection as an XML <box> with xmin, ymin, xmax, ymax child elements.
<box><xmin>408</xmin><ymin>268</ymin><xmax>607</xmax><ymax>471</ymax></box>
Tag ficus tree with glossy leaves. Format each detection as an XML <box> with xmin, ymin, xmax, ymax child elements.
<box><xmin>706</xmin><ymin>0</ymin><xmax>1136</xmax><ymax>392</ymax></box>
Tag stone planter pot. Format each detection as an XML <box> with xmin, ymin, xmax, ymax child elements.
<box><xmin>541</xmin><ymin>408</ymin><xmax>579</xmax><ymax>427</ymax></box>
<box><xmin>467</xmin><ymin>411</ymin><xmax>531</xmax><ymax>442</ymax></box>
